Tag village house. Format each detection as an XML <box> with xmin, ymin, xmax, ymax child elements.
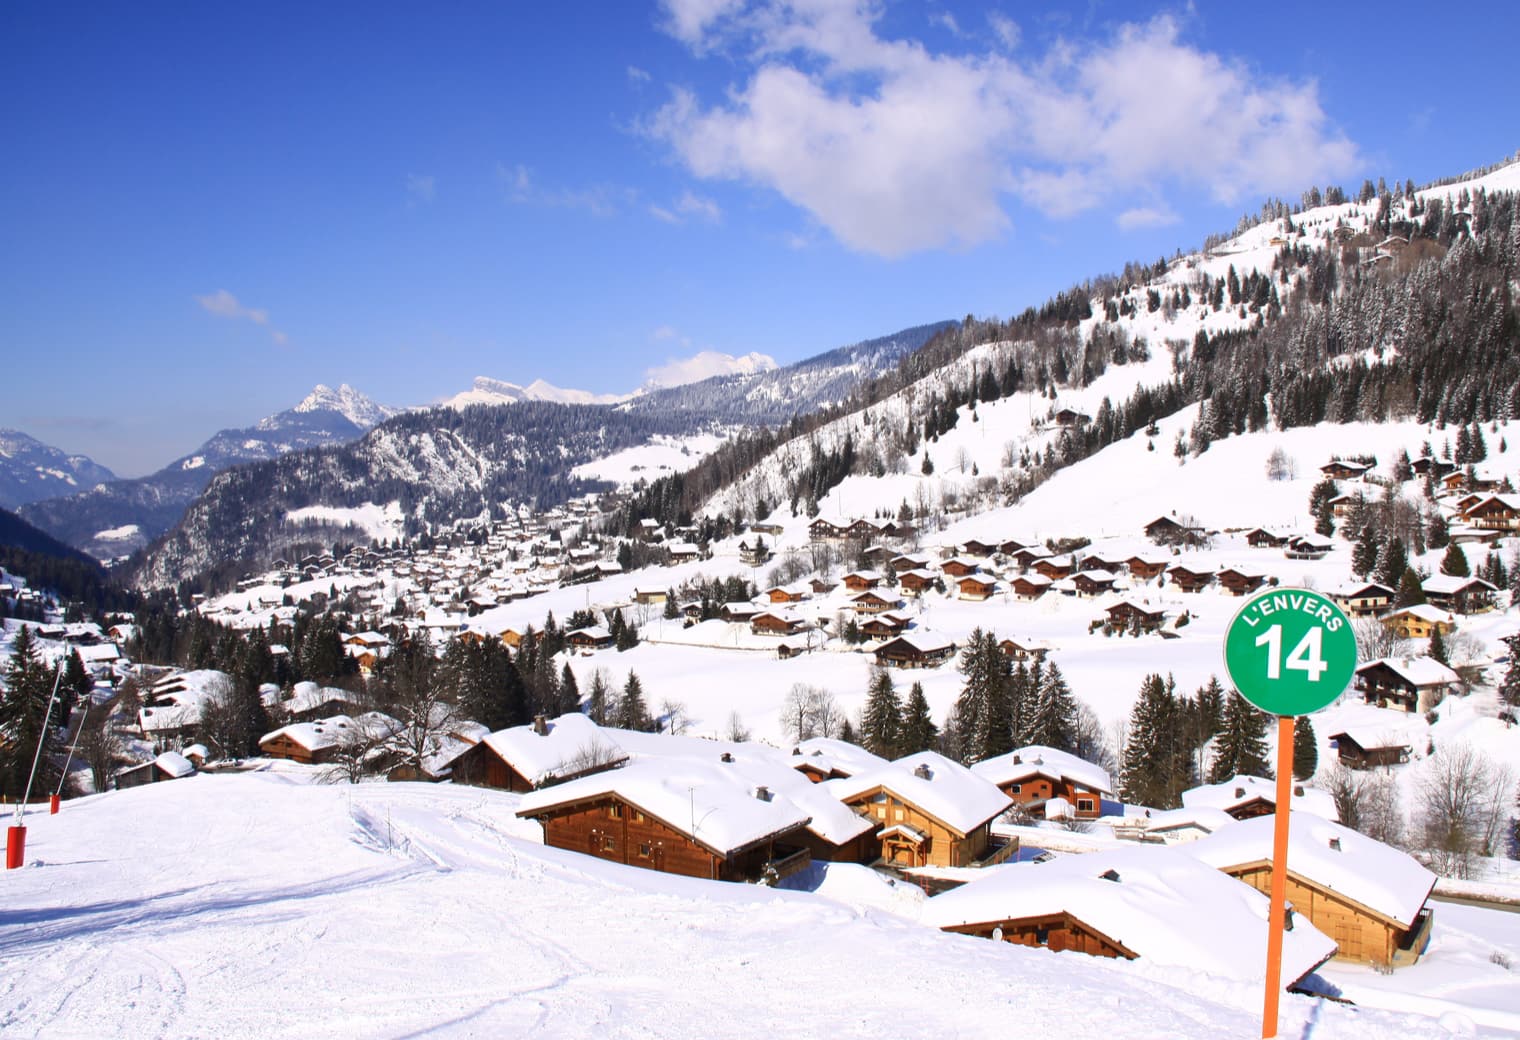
<box><xmin>1008</xmin><ymin>546</ymin><xmax>1051</xmax><ymax>570</ymax></box>
<box><xmin>1125</xmin><ymin>554</ymin><xmax>1169</xmax><ymax>581</ymax></box>
<box><xmin>1103</xmin><ymin>600</ymin><xmax>1166</xmax><ymax>634</ymax></box>
<box><xmin>737</xmin><ymin>539</ymin><xmax>771</xmax><ymax>566</ymax></box>
<box><xmin>859</xmin><ymin>614</ymin><xmax>909</xmax><ymax>641</ymax></box>
<box><xmin>1185</xmin><ymin>815</ymin><xmax>1436</xmax><ymax>968</ymax></box>
<box><xmin>873</xmin><ymin>633</ymin><xmax>957</xmax><ymax>669</ymax></box>
<box><xmin>1181</xmin><ymin>775</ymin><xmax>1339</xmax><ymax>823</ymax></box>
<box><xmin>1011</xmin><ymin>574</ymin><xmax>1052</xmax><ymax>600</ymax></box>
<box><xmin>1328</xmin><ymin>729</ymin><xmax>1413</xmax><ymax>770</ymax></box>
<box><xmin>633</xmin><ymin>587</ymin><xmax>668</xmax><ymax>606</ymax></box>
<box><xmin>515</xmin><ymin>758</ymin><xmax>814</xmax><ymax>883</ymax></box>
<box><xmin>565</xmin><ymin>626</ymin><xmax>613</xmax><ymax>651</ymax></box>
<box><xmin>451</xmin><ymin>714</ymin><xmax>627</xmax><ymax>792</ymax></box>
<box><xmin>997</xmin><ymin>637</ymin><xmax>1051</xmax><ymax>662</ymax></box>
<box><xmin>940</xmin><ymin>557</ymin><xmax>982</xmax><ymax>579</ymax></box>
<box><xmin>849</xmin><ymin>590</ymin><xmax>901</xmax><ymax>615</ymax></box>
<box><xmin>1070</xmin><ymin>570</ymin><xmax>1117</xmax><ymax>598</ymax></box>
<box><xmin>807</xmin><ymin>576</ymin><xmax>838</xmax><ymax>596</ymax></box>
<box><xmin>1216</xmin><ymin>567</ymin><xmax>1269</xmax><ymax>597</ymax></box>
<box><xmin>1284</xmin><ymin>533</ymin><xmax>1334</xmax><ymax>560</ymax></box>
<box><xmin>1166</xmin><ymin>564</ymin><xmax>1214</xmax><ymax>593</ymax></box>
<box><xmin>751</xmin><ymin>610</ymin><xmax>809</xmax><ymax>637</ymax></box>
<box><xmin>1355</xmin><ymin>656</ymin><xmax>1460</xmax><ymax>713</ymax></box>
<box><xmin>956</xmin><ymin>575</ymin><xmax>999</xmax><ymax>602</ymax></box>
<box><xmin>970</xmin><ymin>746</ymin><xmax>1114</xmax><ymax>820</ymax></box>
<box><xmin>841</xmin><ymin>570</ymin><xmax>883</xmax><ymax>592</ymax></box>
<box><xmin>114</xmin><ymin>751</ymin><xmax>197</xmax><ymax>790</ymax></box>
<box><xmin>259</xmin><ymin>714</ymin><xmax>395</xmax><ymax>766</ymax></box>
<box><xmin>958</xmin><ymin>539</ymin><xmax>998</xmax><ymax>558</ymax></box>
<box><xmin>922</xmin><ymin>846</ymin><xmax>1337</xmax><ymax>986</ymax></box>
<box><xmin>1144</xmin><ymin>515</ymin><xmax>1204</xmax><ymax>546</ymax></box>
<box><xmin>898</xmin><ymin>569</ymin><xmax>939</xmax><ymax>597</ymax></box>
<box><xmin>1328</xmin><ymin>581</ymin><xmax>1395</xmax><ymax>618</ymax></box>
<box><xmin>788</xmin><ymin>738</ymin><xmax>889</xmax><ymax>783</ymax></box>
<box><xmin>1243</xmin><ymin>527</ymin><xmax>1288</xmax><ymax>548</ymax></box>
<box><xmin>1379</xmin><ymin>603</ymin><xmax>1457</xmax><ymax>640</ymax></box>
<box><xmin>1421</xmin><ymin>574</ymin><xmax>1497</xmax><ymax>614</ymax></box>
<box><xmin>1032</xmin><ymin>555</ymin><xmax>1073</xmax><ymax>581</ymax></box>
<box><xmin>764</xmin><ymin>584</ymin><xmax>808</xmax><ymax>604</ymax></box>
<box><xmin>829</xmin><ymin>751</ymin><xmax>1014</xmax><ymax>869</ymax></box>
<box><xmin>1320</xmin><ymin>459</ymin><xmax>1373</xmax><ymax>481</ymax></box>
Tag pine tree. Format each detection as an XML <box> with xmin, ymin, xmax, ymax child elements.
<box><xmin>558</xmin><ymin>663</ymin><xmax>581</xmax><ymax>715</ymax></box>
<box><xmin>1120</xmin><ymin>674</ymin><xmax>1188</xmax><ymax>809</ymax></box>
<box><xmin>1499</xmin><ymin>634</ymin><xmax>1520</xmax><ymax>709</ymax></box>
<box><xmin>1292</xmin><ymin>716</ymin><xmax>1318</xmax><ymax>781</ymax></box>
<box><xmin>953</xmin><ymin>629</ymin><xmax>1011</xmax><ymax>762</ymax></box>
<box><xmin>861</xmin><ymin>668</ymin><xmax>902</xmax><ymax>759</ymax></box>
<box><xmin>0</xmin><ymin>627</ymin><xmax>63</xmax><ymax>799</ymax></box>
<box><xmin>616</xmin><ymin>671</ymin><xmax>652</xmax><ymax>731</ymax></box>
<box><xmin>1210</xmin><ymin>692</ymin><xmax>1272</xmax><ymax>782</ymax></box>
<box><xmin>1428</xmin><ymin>627</ymin><xmax>1450</xmax><ymax>666</ymax></box>
<box><xmin>898</xmin><ymin>682</ymin><xmax>938</xmax><ymax>754</ymax></box>
<box><xmin>587</xmin><ymin>670</ymin><xmax>610</xmax><ymax>725</ymax></box>
<box><xmin>1396</xmin><ymin>566</ymin><xmax>1427</xmax><ymax>607</ymax></box>
<box><xmin>1376</xmin><ymin>537</ymin><xmax>1408</xmax><ymax>590</ymax></box>
<box><xmin>1440</xmin><ymin>542</ymin><xmax>1470</xmax><ymax>577</ymax></box>
<box><xmin>1028</xmin><ymin>662</ymin><xmax>1077</xmax><ymax>754</ymax></box>
<box><xmin>1352</xmin><ymin>523</ymin><xmax>1380</xmax><ymax>579</ymax></box>
<box><xmin>1427</xmin><ymin>510</ymin><xmax>1450</xmax><ymax>551</ymax></box>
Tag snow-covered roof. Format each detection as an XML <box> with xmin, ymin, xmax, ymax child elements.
<box><xmin>154</xmin><ymin>751</ymin><xmax>196</xmax><ymax>778</ymax></box>
<box><xmin>1420</xmin><ymin>574</ymin><xmax>1497</xmax><ymax>595</ymax></box>
<box><xmin>284</xmin><ymin>681</ymin><xmax>351</xmax><ymax>714</ymax></box>
<box><xmin>1383</xmin><ymin>603</ymin><xmax>1456</xmax><ymax>624</ymax></box>
<box><xmin>517</xmin><ymin>757</ymin><xmax>812</xmax><ymax>858</ymax></box>
<box><xmin>970</xmin><ymin>746</ymin><xmax>1114</xmax><ymax>796</ymax></box>
<box><xmin>790</xmin><ymin>737</ymin><xmax>890</xmax><ymax>779</ymax></box>
<box><xmin>481</xmin><ymin>713</ymin><xmax>627</xmax><ymax>786</ymax></box>
<box><xmin>260</xmin><ymin>715</ymin><xmax>368</xmax><ymax>753</ymax></box>
<box><xmin>1133</xmin><ymin>806</ymin><xmax>1237</xmax><ymax>837</ymax></box>
<box><xmin>921</xmin><ymin>846</ymin><xmax>1337</xmax><ymax>985</ymax></box>
<box><xmin>828</xmin><ymin>751</ymin><xmax>1012</xmax><ymax>836</ymax></box>
<box><xmin>1357</xmin><ymin>656</ymin><xmax>1460</xmax><ymax>687</ymax></box>
<box><xmin>1180</xmin><ymin>776</ymin><xmax>1338</xmax><ymax>822</ymax></box>
<box><xmin>1184</xmin><ymin>814</ymin><xmax>1436</xmax><ymax>927</ymax></box>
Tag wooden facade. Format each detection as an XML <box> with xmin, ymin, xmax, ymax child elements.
<box><xmin>1167</xmin><ymin>565</ymin><xmax>1213</xmax><ymax>593</ymax></box>
<box><xmin>1105</xmin><ymin>601</ymin><xmax>1165</xmax><ymax>633</ymax></box>
<box><xmin>943</xmin><ymin>911</ymin><xmax>1133</xmax><ymax>960</ymax></box>
<box><xmin>258</xmin><ymin>731</ymin><xmax>336</xmax><ymax>766</ymax></box>
<box><xmin>874</xmin><ymin>636</ymin><xmax>956</xmax><ymax>669</ymax></box>
<box><xmin>957</xmin><ymin>576</ymin><xmax>997</xmax><ymax>601</ymax></box>
<box><xmin>448</xmin><ymin>741</ymin><xmax>533</xmax><ymax>791</ymax></box>
<box><xmin>1224</xmin><ymin>861</ymin><xmax>1433</xmax><ymax>967</ymax></box>
<box><xmin>841</xmin><ymin>785</ymin><xmax>996</xmax><ymax>868</ymax></box>
<box><xmin>1011</xmin><ymin>576</ymin><xmax>1050</xmax><ymax>600</ymax></box>
<box><xmin>1217</xmin><ymin>568</ymin><xmax>1268</xmax><ymax>596</ymax></box>
<box><xmin>1329</xmin><ymin>732</ymin><xmax>1412</xmax><ymax>770</ymax></box>
<box><xmin>529</xmin><ymin>793</ymin><xmax>803</xmax><ymax>883</ymax></box>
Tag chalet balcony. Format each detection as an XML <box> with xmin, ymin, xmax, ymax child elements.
<box><xmin>758</xmin><ymin>846</ymin><xmax>812</xmax><ymax>886</ymax></box>
<box><xmin>971</xmin><ymin>835</ymin><xmax>1020</xmax><ymax>869</ymax></box>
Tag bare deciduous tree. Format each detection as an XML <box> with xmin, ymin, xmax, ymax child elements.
<box><xmin>1354</xmin><ymin>617</ymin><xmax>1409</xmax><ymax>663</ymax></box>
<box><xmin>779</xmin><ymin>683</ymin><xmax>841</xmax><ymax>742</ymax></box>
<box><xmin>1416</xmin><ymin>743</ymin><xmax>1513</xmax><ymax>878</ymax></box>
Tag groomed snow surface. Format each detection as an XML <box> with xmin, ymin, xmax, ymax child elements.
<box><xmin>2</xmin><ymin>772</ymin><xmax>1505</xmax><ymax>1039</ymax></box>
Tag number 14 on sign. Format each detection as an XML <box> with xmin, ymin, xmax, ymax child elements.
<box><xmin>1253</xmin><ymin>625</ymin><xmax>1328</xmax><ymax>682</ymax></box>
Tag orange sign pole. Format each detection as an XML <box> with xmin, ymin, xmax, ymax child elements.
<box><xmin>1261</xmin><ymin>714</ymin><xmax>1295</xmax><ymax>1038</ymax></box>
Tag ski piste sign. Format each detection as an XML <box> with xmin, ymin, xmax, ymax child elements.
<box><xmin>1224</xmin><ymin>587</ymin><xmax>1357</xmax><ymax>716</ymax></box>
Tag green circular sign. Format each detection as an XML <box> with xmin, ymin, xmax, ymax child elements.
<box><xmin>1223</xmin><ymin>587</ymin><xmax>1357</xmax><ymax>716</ymax></box>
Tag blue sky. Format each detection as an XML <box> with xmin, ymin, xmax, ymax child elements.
<box><xmin>3</xmin><ymin>1</ymin><xmax>1517</xmax><ymax>476</ymax></box>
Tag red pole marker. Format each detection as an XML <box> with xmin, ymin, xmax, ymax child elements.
<box><xmin>1261</xmin><ymin>715</ymin><xmax>1295</xmax><ymax>1038</ymax></box>
<box><xmin>49</xmin><ymin>794</ymin><xmax>61</xmax><ymax>815</ymax></box>
<box><xmin>5</xmin><ymin>825</ymin><xmax>24</xmax><ymax>870</ymax></box>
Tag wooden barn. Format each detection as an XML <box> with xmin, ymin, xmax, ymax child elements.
<box><xmin>516</xmin><ymin>758</ymin><xmax>813</xmax><ymax>883</ymax></box>
<box><xmin>874</xmin><ymin>633</ymin><xmax>956</xmax><ymax>669</ymax></box>
<box><xmin>114</xmin><ymin>751</ymin><xmax>196</xmax><ymax>790</ymax></box>
<box><xmin>830</xmin><ymin>751</ymin><xmax>1013</xmax><ymax>869</ymax></box>
<box><xmin>971</xmin><ymin>746</ymin><xmax>1114</xmax><ymax>820</ymax></box>
<box><xmin>451</xmin><ymin>714</ymin><xmax>627</xmax><ymax>792</ymax></box>
<box><xmin>1186</xmin><ymin>815</ymin><xmax>1436</xmax><ymax>968</ymax></box>
<box><xmin>923</xmin><ymin>846</ymin><xmax>1338</xmax><ymax>987</ymax></box>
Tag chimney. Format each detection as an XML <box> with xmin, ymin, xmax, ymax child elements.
<box><xmin>1012</xmin><ymin>754</ymin><xmax>1022</xmax><ymax>764</ymax></box>
<box><xmin>754</xmin><ymin>785</ymin><xmax>772</xmax><ymax>802</ymax></box>
<box><xmin>1234</xmin><ymin>787</ymin><xmax>1246</xmax><ymax>798</ymax></box>
<box><xmin>532</xmin><ymin>714</ymin><xmax>548</xmax><ymax>736</ymax></box>
<box><xmin>914</xmin><ymin>764</ymin><xmax>933</xmax><ymax>780</ymax></box>
<box><xmin>720</xmin><ymin>752</ymin><xmax>734</xmax><ymax>763</ymax></box>
<box><xmin>1328</xmin><ymin>837</ymin><xmax>1342</xmax><ymax>851</ymax></box>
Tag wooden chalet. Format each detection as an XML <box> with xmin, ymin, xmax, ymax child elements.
<box><xmin>1167</xmin><ymin>564</ymin><xmax>1213</xmax><ymax>593</ymax></box>
<box><xmin>258</xmin><ymin>715</ymin><xmax>389</xmax><ymax>766</ymax></box>
<box><xmin>1439</xmin><ymin>470</ymin><xmax>1470</xmax><ymax>492</ymax></box>
<box><xmin>1243</xmin><ymin>528</ymin><xmax>1288</xmax><ymax>548</ymax></box>
<box><xmin>737</xmin><ymin>539</ymin><xmax>771</xmax><ymax>566</ymax></box>
<box><xmin>1329</xmin><ymin>730</ymin><xmax>1413</xmax><ymax>770</ymax></box>
<box><xmin>940</xmin><ymin>557</ymin><xmax>981</xmax><ymax>578</ymax></box>
<box><xmin>859</xmin><ymin>615</ymin><xmax>909</xmax><ymax>641</ymax></box>
<box><xmin>959</xmin><ymin>539</ymin><xmax>998</xmax><ymax>558</ymax></box>
<box><xmin>1008</xmin><ymin>546</ymin><xmax>1050</xmax><ymax>570</ymax></box>
<box><xmin>831</xmin><ymin>751</ymin><xmax>1013</xmax><ymax>869</ymax></box>
<box><xmin>1327</xmin><ymin>493</ymin><xmax>1363</xmax><ymax>520</ymax></box>
<box><xmin>1032</xmin><ymin>556</ymin><xmax>1073</xmax><ymax>581</ymax></box>
<box><xmin>997</xmin><ymin>637</ymin><xmax>1050</xmax><ymax>662</ymax></box>
<box><xmin>924</xmin><ymin>846</ymin><xmax>1338</xmax><ymax>986</ymax></box>
<box><xmin>1320</xmin><ymin>459</ymin><xmax>1373</xmax><ymax>481</ymax></box>
<box><xmin>452</xmin><ymin>714</ymin><xmax>627</xmax><ymax>792</ymax></box>
<box><xmin>1011</xmin><ymin>574</ymin><xmax>1052</xmax><ymax>600</ymax></box>
<box><xmin>1125</xmin><ymin>554</ymin><xmax>1168</xmax><ymax>581</ymax></box>
<box><xmin>516</xmin><ymin>759</ymin><xmax>813</xmax><ymax>883</ymax></box>
<box><xmin>1181</xmin><ymin>776</ymin><xmax>1338</xmax><ymax>823</ymax></box>
<box><xmin>788</xmin><ymin>738</ymin><xmax>889</xmax><ymax>783</ymax></box>
<box><xmin>842</xmin><ymin>570</ymin><xmax>883</xmax><ymax>592</ymax></box>
<box><xmin>1144</xmin><ymin>515</ymin><xmax>1203</xmax><ymax>546</ymax></box>
<box><xmin>1104</xmin><ymin>600</ymin><xmax>1165</xmax><ymax>633</ymax></box>
<box><xmin>808</xmin><ymin>518</ymin><xmax>846</xmax><ymax>542</ymax></box>
<box><xmin>808</xmin><ymin>576</ymin><xmax>838</xmax><ymax>596</ymax></box>
<box><xmin>720</xmin><ymin>601</ymin><xmax>761</xmax><ymax>623</ymax></box>
<box><xmin>890</xmin><ymin>553</ymin><xmax>931</xmax><ymax>573</ymax></box>
<box><xmin>751</xmin><ymin>610</ymin><xmax>808</xmax><ymax>637</ymax></box>
<box><xmin>849</xmin><ymin>590</ymin><xmax>900</xmax><ymax>615</ymax></box>
<box><xmin>1070</xmin><ymin>570</ymin><xmax>1117</xmax><ymax>598</ymax></box>
<box><xmin>765</xmin><ymin>584</ymin><xmax>807</xmax><ymax>604</ymax></box>
<box><xmin>1421</xmin><ymin>574</ymin><xmax>1497</xmax><ymax>614</ymax></box>
<box><xmin>1379</xmin><ymin>604</ymin><xmax>1456</xmax><ymax>640</ymax></box>
<box><xmin>114</xmin><ymin>751</ymin><xmax>196</xmax><ymax>790</ymax></box>
<box><xmin>1216</xmin><ymin>567</ymin><xmax>1269</xmax><ymax>597</ymax></box>
<box><xmin>1355</xmin><ymin>656</ymin><xmax>1459</xmax><ymax>714</ymax></box>
<box><xmin>873</xmin><ymin>633</ymin><xmax>956</xmax><ymax>669</ymax></box>
<box><xmin>956</xmin><ymin>575</ymin><xmax>998</xmax><ymax>602</ymax></box>
<box><xmin>1329</xmin><ymin>582</ymin><xmax>1394</xmax><ymax>618</ymax></box>
<box><xmin>971</xmin><ymin>746</ymin><xmax>1113</xmax><ymax>820</ymax></box>
<box><xmin>1054</xmin><ymin>408</ymin><xmax>1090</xmax><ymax>427</ymax></box>
<box><xmin>633</xmin><ymin>587</ymin><xmax>668</xmax><ymax>606</ymax></box>
<box><xmin>1410</xmin><ymin>456</ymin><xmax>1457</xmax><ymax>478</ymax></box>
<box><xmin>1284</xmin><ymin>534</ymin><xmax>1334</xmax><ymax>560</ymax></box>
<box><xmin>1187</xmin><ymin>815</ymin><xmax>1436</xmax><ymax>968</ymax></box>
<box><xmin>898</xmin><ymin>569</ymin><xmax>939</xmax><ymax>597</ymax></box>
<box><xmin>565</xmin><ymin>626</ymin><xmax>613</xmax><ymax>650</ymax></box>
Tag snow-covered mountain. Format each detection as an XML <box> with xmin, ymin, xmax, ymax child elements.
<box><xmin>20</xmin><ymin>383</ymin><xmax>396</xmax><ymax>560</ymax></box>
<box><xmin>0</xmin><ymin>428</ymin><xmax>117</xmax><ymax>510</ymax></box>
<box><xmin>442</xmin><ymin>376</ymin><xmax>636</xmax><ymax>410</ymax></box>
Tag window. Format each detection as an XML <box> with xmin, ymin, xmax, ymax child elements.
<box><xmin>601</xmin><ymin>835</ymin><xmax>616</xmax><ymax>852</ymax></box>
<box><xmin>1035</xmin><ymin>926</ymin><xmax>1049</xmax><ymax>945</ymax></box>
<box><xmin>634</xmin><ymin>811</ymin><xmax>646</xmax><ymax>823</ymax></box>
<box><xmin>638</xmin><ymin>843</ymin><xmax>652</xmax><ymax>859</ymax></box>
<box><xmin>1077</xmin><ymin>798</ymin><xmax>1095</xmax><ymax>813</ymax></box>
<box><xmin>606</xmin><ymin>804</ymin><xmax>624</xmax><ymax>819</ymax></box>
<box><xmin>1010</xmin><ymin>784</ymin><xmax>1021</xmax><ymax>794</ymax></box>
<box><xmin>894</xmin><ymin>808</ymin><xmax>905</xmax><ymax>821</ymax></box>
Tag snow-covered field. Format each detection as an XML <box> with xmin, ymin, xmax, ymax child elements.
<box><xmin>3</xmin><ymin>772</ymin><xmax>1503</xmax><ymax>1039</ymax></box>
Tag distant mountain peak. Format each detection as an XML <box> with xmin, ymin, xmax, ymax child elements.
<box><xmin>290</xmin><ymin>383</ymin><xmax>395</xmax><ymax>428</ymax></box>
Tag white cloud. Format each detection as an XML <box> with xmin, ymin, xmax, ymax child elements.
<box><xmin>498</xmin><ymin>163</ymin><xmax>622</xmax><ymax>217</ymax></box>
<box><xmin>194</xmin><ymin>289</ymin><xmax>287</xmax><ymax>345</ymax></box>
<box><xmin>1116</xmin><ymin>205</ymin><xmax>1180</xmax><ymax>231</ymax></box>
<box><xmin>644</xmin><ymin>349</ymin><xmax>777</xmax><ymax>388</ymax></box>
<box><xmin>647</xmin><ymin>3</ymin><xmax>1358</xmax><ymax>257</ymax></box>
<box><xmin>406</xmin><ymin>173</ymin><xmax>436</xmax><ymax>203</ymax></box>
<box><xmin>628</xmin><ymin>65</ymin><xmax>652</xmax><ymax>84</ymax></box>
<box><xmin>651</xmin><ymin>190</ymin><xmax>724</xmax><ymax>225</ymax></box>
